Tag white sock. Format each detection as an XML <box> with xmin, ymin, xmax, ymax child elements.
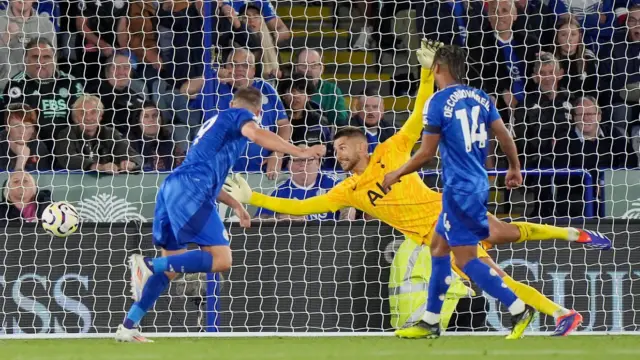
<box><xmin>422</xmin><ymin>311</ymin><xmax>440</xmax><ymax>325</ymax></box>
<box><xmin>553</xmin><ymin>308</ymin><xmax>572</xmax><ymax>319</ymax></box>
<box><xmin>508</xmin><ymin>299</ymin><xmax>526</xmax><ymax>316</ymax></box>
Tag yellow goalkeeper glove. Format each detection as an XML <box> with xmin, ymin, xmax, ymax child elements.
<box><xmin>223</xmin><ymin>174</ymin><xmax>252</xmax><ymax>204</ymax></box>
<box><xmin>417</xmin><ymin>39</ymin><xmax>443</xmax><ymax>69</ymax></box>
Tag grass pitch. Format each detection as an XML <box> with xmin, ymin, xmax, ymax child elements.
<box><xmin>2</xmin><ymin>336</ymin><xmax>639</xmax><ymax>360</ymax></box>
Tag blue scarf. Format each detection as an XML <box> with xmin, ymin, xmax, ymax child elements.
<box><xmin>497</xmin><ymin>36</ymin><xmax>526</xmax><ymax>103</ymax></box>
<box><xmin>448</xmin><ymin>0</ymin><xmax>467</xmax><ymax>46</ymax></box>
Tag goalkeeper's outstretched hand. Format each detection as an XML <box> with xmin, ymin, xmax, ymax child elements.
<box><xmin>223</xmin><ymin>174</ymin><xmax>252</xmax><ymax>204</ymax></box>
<box><xmin>417</xmin><ymin>39</ymin><xmax>443</xmax><ymax>69</ymax></box>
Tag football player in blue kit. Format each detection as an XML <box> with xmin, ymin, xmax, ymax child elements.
<box><xmin>382</xmin><ymin>45</ymin><xmax>536</xmax><ymax>339</ymax></box>
<box><xmin>115</xmin><ymin>87</ymin><xmax>325</xmax><ymax>342</ymax></box>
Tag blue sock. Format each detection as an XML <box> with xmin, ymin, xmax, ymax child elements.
<box><xmin>123</xmin><ymin>272</ymin><xmax>170</xmax><ymax>329</ymax></box>
<box><xmin>151</xmin><ymin>250</ymin><xmax>213</xmax><ymax>274</ymax></box>
<box><xmin>426</xmin><ymin>254</ymin><xmax>452</xmax><ymax>316</ymax></box>
<box><xmin>463</xmin><ymin>258</ymin><xmax>518</xmax><ymax>307</ymax></box>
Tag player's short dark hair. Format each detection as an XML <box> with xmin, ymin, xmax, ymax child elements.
<box><xmin>233</xmin><ymin>87</ymin><xmax>263</xmax><ymax>109</ymax></box>
<box><xmin>334</xmin><ymin>126</ymin><xmax>367</xmax><ymax>142</ymax></box>
<box><xmin>433</xmin><ymin>45</ymin><xmax>467</xmax><ymax>83</ymax></box>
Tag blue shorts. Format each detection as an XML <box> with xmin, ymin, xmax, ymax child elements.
<box><xmin>435</xmin><ymin>190</ymin><xmax>489</xmax><ymax>247</ymax></box>
<box><xmin>152</xmin><ymin>173</ymin><xmax>230</xmax><ymax>251</ymax></box>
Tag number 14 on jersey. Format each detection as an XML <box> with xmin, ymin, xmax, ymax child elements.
<box><xmin>456</xmin><ymin>106</ymin><xmax>487</xmax><ymax>152</ymax></box>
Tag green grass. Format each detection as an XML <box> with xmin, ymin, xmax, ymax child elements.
<box><xmin>2</xmin><ymin>336</ymin><xmax>639</xmax><ymax>360</ymax></box>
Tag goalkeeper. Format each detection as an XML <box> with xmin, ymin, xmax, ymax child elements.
<box><xmin>224</xmin><ymin>41</ymin><xmax>611</xmax><ymax>339</ymax></box>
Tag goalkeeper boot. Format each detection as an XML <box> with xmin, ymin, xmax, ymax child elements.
<box><xmin>395</xmin><ymin>320</ymin><xmax>441</xmax><ymax>339</ymax></box>
<box><xmin>115</xmin><ymin>324</ymin><xmax>154</xmax><ymax>343</ymax></box>
<box><xmin>576</xmin><ymin>229</ymin><xmax>612</xmax><ymax>250</ymax></box>
<box><xmin>506</xmin><ymin>305</ymin><xmax>536</xmax><ymax>340</ymax></box>
<box><xmin>129</xmin><ymin>254</ymin><xmax>152</xmax><ymax>301</ymax></box>
<box><xmin>553</xmin><ymin>310</ymin><xmax>583</xmax><ymax>336</ymax></box>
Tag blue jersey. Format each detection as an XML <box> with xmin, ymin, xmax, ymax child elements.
<box><xmin>423</xmin><ymin>84</ymin><xmax>500</xmax><ymax>193</ymax></box>
<box><xmin>257</xmin><ymin>173</ymin><xmax>341</xmax><ymax>220</ymax></box>
<box><xmin>178</xmin><ymin>107</ymin><xmax>257</xmax><ymax>194</ymax></box>
<box><xmin>190</xmin><ymin>68</ymin><xmax>287</xmax><ymax>172</ymax></box>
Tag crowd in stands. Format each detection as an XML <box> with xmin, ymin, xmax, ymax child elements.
<box><xmin>0</xmin><ymin>0</ymin><xmax>639</xmax><ymax>220</ymax></box>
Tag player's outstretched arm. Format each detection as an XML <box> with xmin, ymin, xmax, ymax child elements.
<box><xmin>398</xmin><ymin>40</ymin><xmax>440</xmax><ymax>144</ymax></box>
<box><xmin>241</xmin><ymin>121</ymin><xmax>325</xmax><ymax>160</ymax></box>
<box><xmin>223</xmin><ymin>174</ymin><xmax>341</xmax><ymax>216</ymax></box>
<box><xmin>381</xmin><ymin>133</ymin><xmax>440</xmax><ymax>192</ymax></box>
<box><xmin>490</xmin><ymin>118</ymin><xmax>523</xmax><ymax>189</ymax></box>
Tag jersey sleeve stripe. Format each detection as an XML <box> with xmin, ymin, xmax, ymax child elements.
<box><xmin>423</xmin><ymin>124</ymin><xmax>441</xmax><ymax>134</ymax></box>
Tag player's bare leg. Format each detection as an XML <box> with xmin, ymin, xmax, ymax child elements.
<box><xmin>200</xmin><ymin>245</ymin><xmax>233</xmax><ymax>273</ymax></box>
<box><xmin>116</xmin><ymin>248</ymin><xmax>186</xmax><ymax>343</ymax></box>
<box><xmin>117</xmin><ymin>245</ymin><xmax>232</xmax><ymax>343</ymax></box>
<box><xmin>484</xmin><ymin>214</ymin><xmax>611</xmax><ymax>250</ymax></box>
<box><xmin>480</xmin><ymin>257</ymin><xmax>582</xmax><ymax>337</ymax></box>
<box><xmin>447</xmin><ymin>241</ymin><xmax>535</xmax><ymax>339</ymax></box>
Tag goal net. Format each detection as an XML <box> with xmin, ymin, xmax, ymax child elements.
<box><xmin>1</xmin><ymin>0</ymin><xmax>639</xmax><ymax>337</ymax></box>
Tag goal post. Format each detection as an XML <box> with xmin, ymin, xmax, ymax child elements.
<box><xmin>1</xmin><ymin>0</ymin><xmax>640</xmax><ymax>339</ymax></box>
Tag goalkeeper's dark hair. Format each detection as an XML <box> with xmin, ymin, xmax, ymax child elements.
<box><xmin>334</xmin><ymin>126</ymin><xmax>367</xmax><ymax>142</ymax></box>
<box><xmin>433</xmin><ymin>45</ymin><xmax>467</xmax><ymax>83</ymax></box>
<box><xmin>233</xmin><ymin>87</ymin><xmax>263</xmax><ymax>109</ymax></box>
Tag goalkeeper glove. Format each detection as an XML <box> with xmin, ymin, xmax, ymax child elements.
<box><xmin>223</xmin><ymin>174</ymin><xmax>252</xmax><ymax>204</ymax></box>
<box><xmin>417</xmin><ymin>39</ymin><xmax>443</xmax><ymax>69</ymax></box>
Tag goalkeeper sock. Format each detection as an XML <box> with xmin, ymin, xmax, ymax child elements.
<box><xmin>152</xmin><ymin>250</ymin><xmax>213</xmax><ymax>274</ymax></box>
<box><xmin>512</xmin><ymin>222</ymin><xmax>579</xmax><ymax>243</ymax></box>
<box><xmin>123</xmin><ymin>272</ymin><xmax>170</xmax><ymax>329</ymax></box>
<box><xmin>463</xmin><ymin>258</ymin><xmax>525</xmax><ymax>315</ymax></box>
<box><xmin>422</xmin><ymin>254</ymin><xmax>452</xmax><ymax>325</ymax></box>
<box><xmin>502</xmin><ymin>275</ymin><xmax>569</xmax><ymax>318</ymax></box>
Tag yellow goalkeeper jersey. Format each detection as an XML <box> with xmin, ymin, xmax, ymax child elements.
<box><xmin>324</xmin><ymin>132</ymin><xmax>442</xmax><ymax>243</ymax></box>
<box><xmin>249</xmin><ymin>68</ymin><xmax>442</xmax><ymax>245</ymax></box>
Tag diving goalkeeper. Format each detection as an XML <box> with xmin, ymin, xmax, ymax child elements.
<box><xmin>223</xmin><ymin>41</ymin><xmax>611</xmax><ymax>339</ymax></box>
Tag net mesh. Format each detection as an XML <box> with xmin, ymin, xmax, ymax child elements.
<box><xmin>0</xmin><ymin>0</ymin><xmax>639</xmax><ymax>335</ymax></box>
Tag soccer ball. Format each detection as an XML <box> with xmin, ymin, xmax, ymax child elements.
<box><xmin>41</xmin><ymin>201</ymin><xmax>80</xmax><ymax>237</ymax></box>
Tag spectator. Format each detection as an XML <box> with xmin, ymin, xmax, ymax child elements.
<box><xmin>512</xmin><ymin>0</ymin><xmax>556</xmax><ymax>46</ymax></box>
<box><xmin>256</xmin><ymin>144</ymin><xmax>347</xmax><ymax>221</ymax></box>
<box><xmin>513</xmin><ymin>53</ymin><xmax>572</xmax><ymax>217</ymax></box>
<box><xmin>0</xmin><ymin>171</ymin><xmax>51</xmax><ymax>222</ymax></box>
<box><xmin>0</xmin><ymin>0</ymin><xmax>57</xmax><ymax>90</ymax></box>
<box><xmin>241</xmin><ymin>4</ymin><xmax>280</xmax><ymax>80</ymax></box>
<box><xmin>157</xmin><ymin>0</ymin><xmax>204</xmax><ymax>90</ymax></box>
<box><xmin>88</xmin><ymin>53</ymin><xmax>145</xmax><ymax>137</ymax></box>
<box><xmin>544</xmin><ymin>0</ymin><xmax>634</xmax><ymax>51</ymax></box>
<box><xmin>349</xmin><ymin>89</ymin><xmax>395</xmax><ymax>153</ymax></box>
<box><xmin>128</xmin><ymin>102</ymin><xmax>184</xmax><ymax>171</ymax></box>
<box><xmin>214</xmin><ymin>1</ymin><xmax>261</xmax><ymax>52</ymax></box>
<box><xmin>553</xmin><ymin>96</ymin><xmax>638</xmax><ymax>216</ymax></box>
<box><xmin>2</xmin><ymin>38</ymin><xmax>84</xmax><ymax>149</ymax></box>
<box><xmin>53</xmin><ymin>95</ymin><xmax>142</xmax><ymax>173</ymax></box>
<box><xmin>0</xmin><ymin>104</ymin><xmax>52</xmax><ymax>171</ymax></box>
<box><xmin>295</xmin><ymin>49</ymin><xmax>349</xmax><ymax>127</ymax></box>
<box><xmin>611</xmin><ymin>5</ymin><xmax>640</xmax><ymax>134</ymax></box>
<box><xmin>415</xmin><ymin>0</ymin><xmax>485</xmax><ymax>48</ymax></box>
<box><xmin>514</xmin><ymin>52</ymin><xmax>572</xmax><ymax>168</ymax></box>
<box><xmin>468</xmin><ymin>0</ymin><xmax>540</xmax><ymax>118</ymax></box>
<box><xmin>187</xmin><ymin>48</ymin><xmax>290</xmax><ymax>178</ymax></box>
<box><xmin>551</xmin><ymin>16</ymin><xmax>599</xmax><ymax>98</ymax></box>
<box><xmin>73</xmin><ymin>0</ymin><xmax>127</xmax><ymax>81</ymax></box>
<box><xmin>225</xmin><ymin>0</ymin><xmax>291</xmax><ymax>43</ymax></box>
<box><xmin>125</xmin><ymin>0</ymin><xmax>162</xmax><ymax>78</ymax></box>
<box><xmin>278</xmin><ymin>73</ymin><xmax>332</xmax><ymax>146</ymax></box>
